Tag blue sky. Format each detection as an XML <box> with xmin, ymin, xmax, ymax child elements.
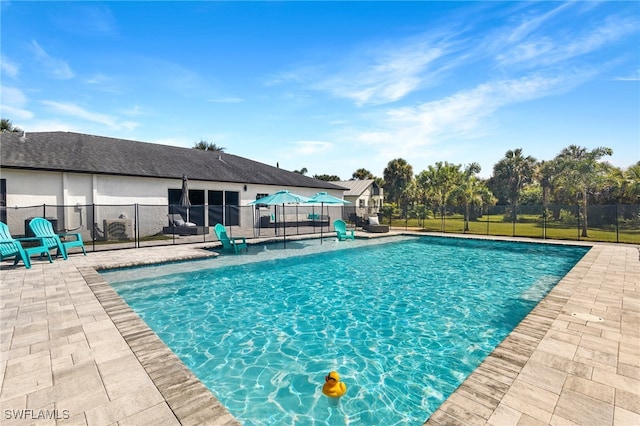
<box><xmin>2</xmin><ymin>1</ymin><xmax>639</xmax><ymax>179</ymax></box>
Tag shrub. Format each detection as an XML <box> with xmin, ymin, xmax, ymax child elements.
<box><xmin>558</xmin><ymin>209</ymin><xmax>578</xmax><ymax>225</ymax></box>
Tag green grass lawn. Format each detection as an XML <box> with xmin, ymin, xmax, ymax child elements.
<box><xmin>390</xmin><ymin>214</ymin><xmax>640</xmax><ymax>244</ymax></box>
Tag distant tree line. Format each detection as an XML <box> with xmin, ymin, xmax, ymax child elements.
<box><xmin>370</xmin><ymin>146</ymin><xmax>638</xmax><ymax>237</ymax></box>
<box><xmin>230</xmin><ymin>139</ymin><xmax>638</xmax><ymax>238</ymax></box>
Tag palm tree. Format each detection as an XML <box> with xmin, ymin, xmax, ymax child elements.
<box><xmin>313</xmin><ymin>174</ymin><xmax>341</xmax><ymax>182</ymax></box>
<box><xmin>536</xmin><ymin>160</ymin><xmax>558</xmax><ymax>219</ymax></box>
<box><xmin>553</xmin><ymin>145</ymin><xmax>613</xmax><ymax>237</ymax></box>
<box><xmin>416</xmin><ymin>161</ymin><xmax>461</xmax><ymax>231</ymax></box>
<box><xmin>193</xmin><ymin>140</ymin><xmax>226</xmax><ymax>152</ymax></box>
<box><xmin>622</xmin><ymin>162</ymin><xmax>640</xmax><ymax>204</ymax></box>
<box><xmin>383</xmin><ymin>159</ymin><xmax>414</xmax><ymax>210</ymax></box>
<box><xmin>490</xmin><ymin>148</ymin><xmax>537</xmax><ymax>224</ymax></box>
<box><xmin>293</xmin><ymin>167</ymin><xmax>308</xmax><ymax>175</ymax></box>
<box><xmin>454</xmin><ymin>163</ymin><xmax>486</xmax><ymax>231</ymax></box>
<box><xmin>596</xmin><ymin>163</ymin><xmax>625</xmax><ymax>205</ymax></box>
<box><xmin>352</xmin><ymin>168</ymin><xmax>375</xmax><ymax>180</ymax></box>
<box><xmin>1</xmin><ymin>118</ymin><xmax>22</xmax><ymax>133</ymax></box>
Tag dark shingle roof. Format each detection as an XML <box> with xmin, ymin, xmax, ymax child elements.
<box><xmin>0</xmin><ymin>131</ymin><xmax>343</xmax><ymax>190</ymax></box>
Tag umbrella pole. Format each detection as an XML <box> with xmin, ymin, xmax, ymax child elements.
<box><xmin>320</xmin><ymin>202</ymin><xmax>324</xmax><ymax>244</ymax></box>
<box><xmin>282</xmin><ymin>203</ymin><xmax>286</xmax><ymax>248</ymax></box>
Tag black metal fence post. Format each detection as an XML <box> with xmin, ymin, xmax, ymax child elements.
<box><xmin>92</xmin><ymin>203</ymin><xmax>96</xmax><ymax>252</ymax></box>
<box><xmin>135</xmin><ymin>203</ymin><xmax>139</xmax><ymax>248</ymax></box>
<box><xmin>405</xmin><ymin>206</ymin><xmax>408</xmax><ymax>230</ymax></box>
<box><xmin>486</xmin><ymin>206</ymin><xmax>490</xmax><ymax>235</ymax></box>
<box><xmin>615</xmin><ymin>204</ymin><xmax>619</xmax><ymax>243</ymax></box>
<box><xmin>576</xmin><ymin>205</ymin><xmax>581</xmax><ymax>241</ymax></box>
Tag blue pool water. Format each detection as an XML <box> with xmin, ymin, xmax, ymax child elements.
<box><xmin>102</xmin><ymin>236</ymin><xmax>588</xmax><ymax>425</ymax></box>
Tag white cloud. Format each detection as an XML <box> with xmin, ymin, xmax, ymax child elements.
<box><xmin>496</xmin><ymin>11</ymin><xmax>640</xmax><ymax>68</ymax></box>
<box><xmin>0</xmin><ymin>86</ymin><xmax>33</xmax><ymax>120</ymax></box>
<box><xmin>84</xmin><ymin>73</ymin><xmax>122</xmax><ymax>93</ymax></box>
<box><xmin>1</xmin><ymin>56</ymin><xmax>19</xmax><ymax>78</ymax></box>
<box><xmin>613</xmin><ymin>69</ymin><xmax>640</xmax><ymax>81</ymax></box>
<box><xmin>355</xmin><ymin>72</ymin><xmax>590</xmax><ymax>159</ymax></box>
<box><xmin>293</xmin><ymin>140</ymin><xmax>334</xmax><ymax>156</ymax></box>
<box><xmin>320</xmin><ymin>44</ymin><xmax>443</xmax><ymax>106</ymax></box>
<box><xmin>30</xmin><ymin>40</ymin><xmax>75</xmax><ymax>79</ymax></box>
<box><xmin>504</xmin><ymin>2</ymin><xmax>574</xmax><ymax>44</ymax></box>
<box><xmin>21</xmin><ymin>119</ymin><xmax>81</xmax><ymax>133</ymax></box>
<box><xmin>270</xmin><ymin>36</ymin><xmax>451</xmax><ymax>106</ymax></box>
<box><xmin>121</xmin><ymin>105</ymin><xmax>144</xmax><ymax>116</ymax></box>
<box><xmin>40</xmin><ymin>100</ymin><xmax>138</xmax><ymax>130</ymax></box>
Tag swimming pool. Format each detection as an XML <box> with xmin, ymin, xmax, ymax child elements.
<box><xmin>102</xmin><ymin>236</ymin><xmax>588</xmax><ymax>425</ymax></box>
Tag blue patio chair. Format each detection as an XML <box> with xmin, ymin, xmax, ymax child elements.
<box><xmin>214</xmin><ymin>223</ymin><xmax>248</xmax><ymax>254</ymax></box>
<box><xmin>334</xmin><ymin>219</ymin><xmax>355</xmax><ymax>241</ymax></box>
<box><xmin>28</xmin><ymin>218</ymin><xmax>87</xmax><ymax>259</ymax></box>
<box><xmin>0</xmin><ymin>222</ymin><xmax>53</xmax><ymax>269</ymax></box>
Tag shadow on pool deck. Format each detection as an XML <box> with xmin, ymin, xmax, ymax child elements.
<box><xmin>0</xmin><ymin>232</ymin><xmax>638</xmax><ymax>425</ymax></box>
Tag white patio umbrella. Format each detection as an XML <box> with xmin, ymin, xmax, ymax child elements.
<box><xmin>305</xmin><ymin>192</ymin><xmax>351</xmax><ymax>243</ymax></box>
<box><xmin>180</xmin><ymin>174</ymin><xmax>191</xmax><ymax>222</ymax></box>
<box><xmin>248</xmin><ymin>190</ymin><xmax>310</xmax><ymax>248</ymax></box>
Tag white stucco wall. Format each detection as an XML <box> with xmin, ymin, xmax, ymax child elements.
<box><xmin>2</xmin><ymin>168</ymin><xmax>346</xmax><ymax>237</ymax></box>
<box><xmin>4</xmin><ymin>169</ymin><xmax>63</xmax><ymax>207</ymax></box>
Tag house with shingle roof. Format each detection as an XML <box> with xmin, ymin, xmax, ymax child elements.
<box><xmin>338</xmin><ymin>179</ymin><xmax>384</xmax><ymax>216</ymax></box>
<box><xmin>0</xmin><ymin>131</ymin><xmax>346</xmax><ymax>237</ymax></box>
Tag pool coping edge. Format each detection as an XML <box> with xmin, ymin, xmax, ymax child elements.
<box><xmin>77</xmin><ymin>265</ymin><xmax>242</xmax><ymax>426</ymax></box>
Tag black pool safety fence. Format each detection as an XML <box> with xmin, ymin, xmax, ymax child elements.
<box><xmin>387</xmin><ymin>203</ymin><xmax>639</xmax><ymax>245</ymax></box>
<box><xmin>2</xmin><ymin>203</ymin><xmax>356</xmax><ymax>252</ymax></box>
<box><xmin>2</xmin><ymin>203</ymin><xmax>638</xmax><ymax>253</ymax></box>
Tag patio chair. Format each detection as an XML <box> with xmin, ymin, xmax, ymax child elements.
<box><xmin>213</xmin><ymin>223</ymin><xmax>248</xmax><ymax>254</ymax></box>
<box><xmin>0</xmin><ymin>222</ymin><xmax>53</xmax><ymax>269</ymax></box>
<box><xmin>162</xmin><ymin>214</ymin><xmax>206</xmax><ymax>235</ymax></box>
<box><xmin>334</xmin><ymin>220</ymin><xmax>355</xmax><ymax>241</ymax></box>
<box><xmin>28</xmin><ymin>217</ymin><xmax>87</xmax><ymax>259</ymax></box>
<box><xmin>362</xmin><ymin>215</ymin><xmax>390</xmax><ymax>233</ymax></box>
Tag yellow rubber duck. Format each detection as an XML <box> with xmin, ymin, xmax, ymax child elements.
<box><xmin>322</xmin><ymin>371</ymin><xmax>347</xmax><ymax>398</ymax></box>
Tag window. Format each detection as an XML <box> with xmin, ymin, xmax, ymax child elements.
<box><xmin>208</xmin><ymin>190</ymin><xmax>240</xmax><ymax>226</ymax></box>
<box><xmin>225</xmin><ymin>191</ymin><xmax>240</xmax><ymax>226</ymax></box>
<box><xmin>168</xmin><ymin>188</ymin><xmax>205</xmax><ymax>226</ymax></box>
<box><xmin>255</xmin><ymin>193</ymin><xmax>269</xmax><ymax>208</ymax></box>
<box><xmin>208</xmin><ymin>190</ymin><xmax>224</xmax><ymax>226</ymax></box>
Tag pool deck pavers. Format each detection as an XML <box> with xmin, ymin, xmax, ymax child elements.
<box><xmin>1</xmin><ymin>233</ymin><xmax>638</xmax><ymax>425</ymax></box>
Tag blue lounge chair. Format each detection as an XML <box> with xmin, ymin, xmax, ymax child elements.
<box><xmin>214</xmin><ymin>223</ymin><xmax>248</xmax><ymax>254</ymax></box>
<box><xmin>0</xmin><ymin>222</ymin><xmax>53</xmax><ymax>268</ymax></box>
<box><xmin>334</xmin><ymin>220</ymin><xmax>355</xmax><ymax>241</ymax></box>
<box><xmin>28</xmin><ymin>218</ymin><xmax>87</xmax><ymax>259</ymax></box>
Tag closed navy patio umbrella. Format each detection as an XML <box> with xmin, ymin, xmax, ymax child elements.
<box><xmin>180</xmin><ymin>174</ymin><xmax>191</xmax><ymax>222</ymax></box>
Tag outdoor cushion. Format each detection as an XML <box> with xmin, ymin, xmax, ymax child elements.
<box><xmin>369</xmin><ymin>216</ymin><xmax>380</xmax><ymax>225</ymax></box>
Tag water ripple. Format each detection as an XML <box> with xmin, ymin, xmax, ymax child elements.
<box><xmin>105</xmin><ymin>236</ymin><xmax>588</xmax><ymax>425</ymax></box>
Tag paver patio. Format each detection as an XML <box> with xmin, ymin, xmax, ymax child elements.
<box><xmin>1</xmin><ymin>234</ymin><xmax>638</xmax><ymax>425</ymax></box>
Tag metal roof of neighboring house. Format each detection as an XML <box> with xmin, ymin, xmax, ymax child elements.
<box><xmin>0</xmin><ymin>131</ymin><xmax>344</xmax><ymax>191</ymax></box>
<box><xmin>337</xmin><ymin>179</ymin><xmax>379</xmax><ymax>197</ymax></box>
